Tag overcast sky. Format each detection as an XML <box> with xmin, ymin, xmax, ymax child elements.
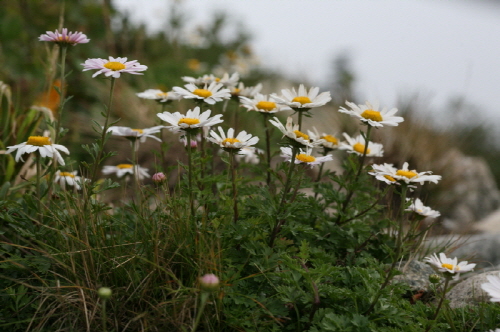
<box><xmin>113</xmin><ymin>0</ymin><xmax>500</xmax><ymax>123</ymax></box>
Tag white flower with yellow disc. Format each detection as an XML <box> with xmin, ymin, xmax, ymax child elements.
<box><xmin>208</xmin><ymin>127</ymin><xmax>259</xmax><ymax>151</ymax></box>
<box><xmin>339</xmin><ymin>133</ymin><xmax>384</xmax><ymax>157</ymax></box>
<box><xmin>157</xmin><ymin>106</ymin><xmax>223</xmax><ymax>133</ymax></box>
<box><xmin>424</xmin><ymin>253</ymin><xmax>475</xmax><ymax>278</ymax></box>
<box><xmin>240</xmin><ymin>94</ymin><xmax>291</xmax><ymax>114</ymax></box>
<box><xmin>280</xmin><ymin>147</ymin><xmax>333</xmax><ymax>167</ymax></box>
<box><xmin>270</xmin><ymin>84</ymin><xmax>331</xmax><ymax>110</ymax></box>
<box><xmin>339</xmin><ymin>101</ymin><xmax>403</xmax><ymax>127</ymax></box>
<box><xmin>54</xmin><ymin>170</ymin><xmax>86</xmax><ymax>190</ymax></box>
<box><xmin>405</xmin><ymin>198</ymin><xmax>440</xmax><ymax>218</ymax></box>
<box><xmin>81</xmin><ymin>56</ymin><xmax>147</xmax><ymax>78</ymax></box>
<box><xmin>102</xmin><ymin>164</ymin><xmax>149</xmax><ymax>180</ymax></box>
<box><xmin>173</xmin><ymin>82</ymin><xmax>231</xmax><ymax>105</ymax></box>
<box><xmin>136</xmin><ymin>89</ymin><xmax>181</xmax><ymax>102</ymax></box>
<box><xmin>6</xmin><ymin>136</ymin><xmax>69</xmax><ymax>165</ymax></box>
<box><xmin>107</xmin><ymin>126</ymin><xmax>163</xmax><ymax>143</ymax></box>
<box><xmin>269</xmin><ymin>117</ymin><xmax>315</xmax><ymax>148</ymax></box>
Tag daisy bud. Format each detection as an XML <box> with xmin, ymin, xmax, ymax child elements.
<box><xmin>97</xmin><ymin>287</ymin><xmax>112</xmax><ymax>300</ymax></box>
<box><xmin>152</xmin><ymin>172</ymin><xmax>166</xmax><ymax>183</ymax></box>
<box><xmin>199</xmin><ymin>273</ymin><xmax>219</xmax><ymax>292</ymax></box>
<box><xmin>429</xmin><ymin>274</ymin><xmax>441</xmax><ymax>284</ymax></box>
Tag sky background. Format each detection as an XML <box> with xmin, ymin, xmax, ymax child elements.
<box><xmin>113</xmin><ymin>0</ymin><xmax>500</xmax><ymax>124</ymax></box>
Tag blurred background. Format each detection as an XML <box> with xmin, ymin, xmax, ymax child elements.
<box><xmin>1</xmin><ymin>0</ymin><xmax>500</xmax><ymax>232</ymax></box>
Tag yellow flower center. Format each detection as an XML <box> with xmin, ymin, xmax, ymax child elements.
<box><xmin>156</xmin><ymin>92</ymin><xmax>168</xmax><ymax>98</ymax></box>
<box><xmin>59</xmin><ymin>172</ymin><xmax>75</xmax><ymax>178</ymax></box>
<box><xmin>256</xmin><ymin>101</ymin><xmax>277</xmax><ymax>112</ymax></box>
<box><xmin>117</xmin><ymin>164</ymin><xmax>133</xmax><ymax>169</ymax></box>
<box><xmin>441</xmin><ymin>263</ymin><xmax>458</xmax><ymax>271</ymax></box>
<box><xmin>292</xmin><ymin>96</ymin><xmax>312</xmax><ymax>105</ymax></box>
<box><xmin>193</xmin><ymin>89</ymin><xmax>213</xmax><ymax>98</ymax></box>
<box><xmin>384</xmin><ymin>175</ymin><xmax>396</xmax><ymax>182</ymax></box>
<box><xmin>296</xmin><ymin>154</ymin><xmax>316</xmax><ymax>163</ymax></box>
<box><xmin>360</xmin><ymin>109</ymin><xmax>383</xmax><ymax>122</ymax></box>
<box><xmin>396</xmin><ymin>170</ymin><xmax>418</xmax><ymax>179</ymax></box>
<box><xmin>294</xmin><ymin>130</ymin><xmax>309</xmax><ymax>141</ymax></box>
<box><xmin>132</xmin><ymin>129</ymin><xmax>144</xmax><ymax>134</ymax></box>
<box><xmin>178</xmin><ymin>118</ymin><xmax>200</xmax><ymax>126</ymax></box>
<box><xmin>27</xmin><ymin>136</ymin><xmax>51</xmax><ymax>146</ymax></box>
<box><xmin>103</xmin><ymin>61</ymin><xmax>126</xmax><ymax>71</ymax></box>
<box><xmin>232</xmin><ymin>88</ymin><xmax>241</xmax><ymax>94</ymax></box>
<box><xmin>321</xmin><ymin>135</ymin><xmax>338</xmax><ymax>145</ymax></box>
<box><xmin>353</xmin><ymin>143</ymin><xmax>371</xmax><ymax>154</ymax></box>
<box><xmin>222</xmin><ymin>138</ymin><xmax>241</xmax><ymax>146</ymax></box>
<box><xmin>215</xmin><ymin>77</ymin><xmax>221</xmax><ymax>82</ymax></box>
<box><xmin>57</xmin><ymin>36</ymin><xmax>70</xmax><ymax>42</ymax></box>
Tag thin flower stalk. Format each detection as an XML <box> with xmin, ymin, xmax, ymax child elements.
<box><xmin>262</xmin><ymin>113</ymin><xmax>272</xmax><ymax>186</ymax></box>
<box><xmin>424</xmin><ymin>277</ymin><xmax>451</xmax><ymax>332</ymax></box>
<box><xmin>336</xmin><ymin>125</ymin><xmax>372</xmax><ymax>224</ymax></box>
<box><xmin>187</xmin><ymin>133</ymin><xmax>195</xmax><ymax>217</ymax></box>
<box><xmin>269</xmin><ymin>146</ymin><xmax>298</xmax><ymax>247</ymax></box>
<box><xmin>35</xmin><ymin>156</ymin><xmax>43</xmax><ymax>223</ymax></box>
<box><xmin>229</xmin><ymin>150</ymin><xmax>239</xmax><ymax>223</ymax></box>
<box><xmin>54</xmin><ymin>44</ymin><xmax>67</xmax><ymax>144</ymax></box>
<box><xmin>90</xmin><ymin>77</ymin><xmax>116</xmax><ymax>183</ymax></box>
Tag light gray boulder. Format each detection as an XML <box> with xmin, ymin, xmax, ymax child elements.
<box><xmin>446</xmin><ymin>270</ymin><xmax>500</xmax><ymax>308</ymax></box>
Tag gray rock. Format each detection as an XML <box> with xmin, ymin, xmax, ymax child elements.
<box><xmin>392</xmin><ymin>260</ymin><xmax>435</xmax><ymax>292</ymax></box>
<box><xmin>446</xmin><ymin>270</ymin><xmax>500</xmax><ymax>308</ymax></box>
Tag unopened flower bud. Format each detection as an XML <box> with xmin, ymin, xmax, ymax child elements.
<box><xmin>152</xmin><ymin>172</ymin><xmax>166</xmax><ymax>183</ymax></box>
<box><xmin>429</xmin><ymin>274</ymin><xmax>441</xmax><ymax>284</ymax></box>
<box><xmin>199</xmin><ymin>273</ymin><xmax>219</xmax><ymax>292</ymax></box>
<box><xmin>98</xmin><ymin>287</ymin><xmax>112</xmax><ymax>300</ymax></box>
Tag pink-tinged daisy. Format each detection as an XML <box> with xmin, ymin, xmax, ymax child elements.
<box><xmin>157</xmin><ymin>106</ymin><xmax>223</xmax><ymax>133</ymax></box>
<box><xmin>81</xmin><ymin>56</ymin><xmax>147</xmax><ymax>78</ymax></box>
<box><xmin>424</xmin><ymin>253</ymin><xmax>475</xmax><ymax>279</ymax></box>
<box><xmin>102</xmin><ymin>164</ymin><xmax>149</xmax><ymax>180</ymax></box>
<box><xmin>280</xmin><ymin>147</ymin><xmax>333</xmax><ymax>168</ymax></box>
<box><xmin>6</xmin><ymin>136</ymin><xmax>69</xmax><ymax>165</ymax></box>
<box><xmin>39</xmin><ymin>28</ymin><xmax>90</xmax><ymax>45</ymax></box>
<box><xmin>481</xmin><ymin>273</ymin><xmax>500</xmax><ymax>302</ymax></box>
<box><xmin>270</xmin><ymin>84</ymin><xmax>331</xmax><ymax>110</ymax></box>
<box><xmin>240</xmin><ymin>93</ymin><xmax>291</xmax><ymax>114</ymax></box>
<box><xmin>339</xmin><ymin>101</ymin><xmax>404</xmax><ymax>128</ymax></box>
<box><xmin>136</xmin><ymin>89</ymin><xmax>181</xmax><ymax>103</ymax></box>
<box><xmin>307</xmin><ymin>127</ymin><xmax>339</xmax><ymax>150</ymax></box>
<box><xmin>107</xmin><ymin>126</ymin><xmax>163</xmax><ymax>143</ymax></box>
<box><xmin>269</xmin><ymin>117</ymin><xmax>315</xmax><ymax>148</ymax></box>
<box><xmin>405</xmin><ymin>198</ymin><xmax>441</xmax><ymax>218</ymax></box>
<box><xmin>54</xmin><ymin>171</ymin><xmax>87</xmax><ymax>190</ymax></box>
<box><xmin>208</xmin><ymin>127</ymin><xmax>259</xmax><ymax>151</ymax></box>
<box><xmin>173</xmin><ymin>82</ymin><xmax>231</xmax><ymax>105</ymax></box>
<box><xmin>339</xmin><ymin>133</ymin><xmax>384</xmax><ymax>157</ymax></box>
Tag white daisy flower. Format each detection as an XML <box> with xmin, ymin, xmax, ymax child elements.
<box><xmin>424</xmin><ymin>253</ymin><xmax>476</xmax><ymax>278</ymax></box>
<box><xmin>6</xmin><ymin>136</ymin><xmax>69</xmax><ymax>165</ymax></box>
<box><xmin>270</xmin><ymin>84</ymin><xmax>331</xmax><ymax>110</ymax></box>
<box><xmin>338</xmin><ymin>101</ymin><xmax>404</xmax><ymax>128</ymax></box>
<box><xmin>405</xmin><ymin>198</ymin><xmax>441</xmax><ymax>218</ymax></box>
<box><xmin>102</xmin><ymin>164</ymin><xmax>149</xmax><ymax>180</ymax></box>
<box><xmin>231</xmin><ymin>82</ymin><xmax>263</xmax><ymax>98</ymax></box>
<box><xmin>81</xmin><ymin>56</ymin><xmax>147</xmax><ymax>78</ymax></box>
<box><xmin>107</xmin><ymin>126</ymin><xmax>163</xmax><ymax>143</ymax></box>
<box><xmin>157</xmin><ymin>106</ymin><xmax>223</xmax><ymax>133</ymax></box>
<box><xmin>369</xmin><ymin>162</ymin><xmax>441</xmax><ymax>185</ymax></box>
<box><xmin>136</xmin><ymin>89</ymin><xmax>181</xmax><ymax>103</ymax></box>
<box><xmin>307</xmin><ymin>127</ymin><xmax>339</xmax><ymax>150</ymax></box>
<box><xmin>369</xmin><ymin>163</ymin><xmax>400</xmax><ymax>185</ymax></box>
<box><xmin>240</xmin><ymin>93</ymin><xmax>291</xmax><ymax>114</ymax></box>
<box><xmin>54</xmin><ymin>171</ymin><xmax>86</xmax><ymax>190</ymax></box>
<box><xmin>339</xmin><ymin>133</ymin><xmax>384</xmax><ymax>157</ymax></box>
<box><xmin>218</xmin><ymin>72</ymin><xmax>240</xmax><ymax>88</ymax></box>
<box><xmin>235</xmin><ymin>147</ymin><xmax>262</xmax><ymax>164</ymax></box>
<box><xmin>280</xmin><ymin>147</ymin><xmax>333</xmax><ymax>168</ymax></box>
<box><xmin>208</xmin><ymin>127</ymin><xmax>259</xmax><ymax>150</ymax></box>
<box><xmin>173</xmin><ymin>82</ymin><xmax>231</xmax><ymax>105</ymax></box>
<box><xmin>481</xmin><ymin>273</ymin><xmax>500</xmax><ymax>302</ymax></box>
<box><xmin>182</xmin><ymin>74</ymin><xmax>218</xmax><ymax>85</ymax></box>
<box><xmin>269</xmin><ymin>117</ymin><xmax>315</xmax><ymax>148</ymax></box>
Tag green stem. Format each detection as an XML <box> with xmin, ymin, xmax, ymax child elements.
<box><xmin>54</xmin><ymin>44</ymin><xmax>67</xmax><ymax>144</ymax></box>
<box><xmin>187</xmin><ymin>133</ymin><xmax>195</xmax><ymax>217</ymax></box>
<box><xmin>36</xmin><ymin>156</ymin><xmax>42</xmax><ymax>224</ymax></box>
<box><xmin>336</xmin><ymin>125</ymin><xmax>372</xmax><ymax>224</ymax></box>
<box><xmin>424</xmin><ymin>277</ymin><xmax>451</xmax><ymax>332</ymax></box>
<box><xmin>102</xmin><ymin>299</ymin><xmax>107</xmax><ymax>332</ymax></box>
<box><xmin>90</xmin><ymin>77</ymin><xmax>116</xmax><ymax>183</ymax></box>
<box><xmin>263</xmin><ymin>113</ymin><xmax>272</xmax><ymax>186</ymax></box>
<box><xmin>269</xmin><ymin>147</ymin><xmax>298</xmax><ymax>247</ymax></box>
<box><xmin>192</xmin><ymin>292</ymin><xmax>209</xmax><ymax>332</ymax></box>
<box><xmin>229</xmin><ymin>151</ymin><xmax>239</xmax><ymax>223</ymax></box>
